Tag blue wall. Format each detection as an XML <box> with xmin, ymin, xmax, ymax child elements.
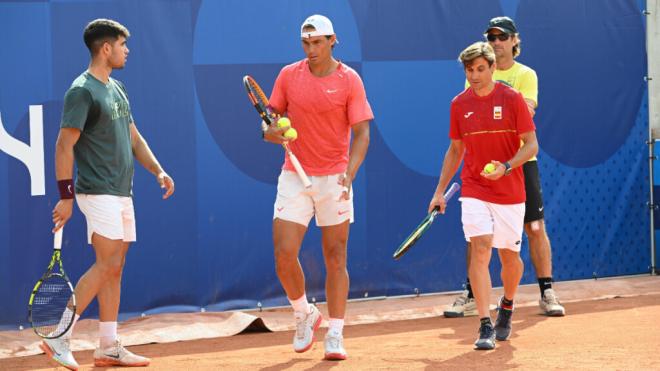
<box><xmin>0</xmin><ymin>0</ymin><xmax>650</xmax><ymax>327</ymax></box>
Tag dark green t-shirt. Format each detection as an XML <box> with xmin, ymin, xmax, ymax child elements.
<box><xmin>61</xmin><ymin>71</ymin><xmax>134</xmax><ymax>196</ymax></box>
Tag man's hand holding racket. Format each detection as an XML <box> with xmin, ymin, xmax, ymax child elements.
<box><xmin>394</xmin><ymin>182</ymin><xmax>460</xmax><ymax>260</ymax></box>
<box><xmin>52</xmin><ymin>200</ymin><xmax>73</xmax><ymax>233</ymax></box>
<box><xmin>428</xmin><ymin>189</ymin><xmax>449</xmax><ymax>215</ymax></box>
<box><xmin>263</xmin><ymin>121</ymin><xmax>296</xmax><ymax>145</ymax></box>
<box><xmin>243</xmin><ymin>75</ymin><xmax>312</xmax><ymax>188</ymax></box>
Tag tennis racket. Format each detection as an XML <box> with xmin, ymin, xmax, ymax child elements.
<box><xmin>28</xmin><ymin>228</ymin><xmax>76</xmax><ymax>338</ymax></box>
<box><xmin>243</xmin><ymin>75</ymin><xmax>312</xmax><ymax>188</ymax></box>
<box><xmin>393</xmin><ymin>182</ymin><xmax>461</xmax><ymax>260</ymax></box>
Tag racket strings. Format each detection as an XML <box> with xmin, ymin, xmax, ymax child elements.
<box><xmin>31</xmin><ymin>275</ymin><xmax>74</xmax><ymax>337</ymax></box>
<box><xmin>246</xmin><ymin>79</ymin><xmax>269</xmax><ymax>106</ymax></box>
<box><xmin>246</xmin><ymin>78</ymin><xmax>279</xmax><ymax>123</ymax></box>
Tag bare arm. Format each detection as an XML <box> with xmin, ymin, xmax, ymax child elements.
<box><xmin>428</xmin><ymin>139</ymin><xmax>465</xmax><ymax>214</ymax></box>
<box><xmin>52</xmin><ymin>128</ymin><xmax>81</xmax><ymax>232</ymax></box>
<box><xmin>130</xmin><ymin>123</ymin><xmax>175</xmax><ymax>199</ymax></box>
<box><xmin>346</xmin><ymin>121</ymin><xmax>370</xmax><ymax>179</ymax></box>
<box><xmin>524</xmin><ymin>98</ymin><xmax>536</xmax><ymax>117</ymax></box>
<box><xmin>55</xmin><ymin>128</ymin><xmax>81</xmax><ymax>180</ymax></box>
<box><xmin>338</xmin><ymin>121</ymin><xmax>370</xmax><ymax>200</ymax></box>
<box><xmin>510</xmin><ymin>130</ymin><xmax>539</xmax><ymax>168</ymax></box>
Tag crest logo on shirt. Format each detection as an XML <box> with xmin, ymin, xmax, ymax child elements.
<box><xmin>111</xmin><ymin>100</ymin><xmax>130</xmax><ymax>121</ymax></box>
<box><xmin>493</xmin><ymin>106</ymin><xmax>502</xmax><ymax>120</ymax></box>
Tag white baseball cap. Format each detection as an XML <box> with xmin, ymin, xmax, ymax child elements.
<box><xmin>301</xmin><ymin>14</ymin><xmax>338</xmax><ymax>43</ymax></box>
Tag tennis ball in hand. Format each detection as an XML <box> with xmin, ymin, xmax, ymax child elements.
<box><xmin>483</xmin><ymin>163</ymin><xmax>496</xmax><ymax>174</ymax></box>
<box><xmin>277</xmin><ymin>117</ymin><xmax>291</xmax><ymax>128</ymax></box>
<box><xmin>283</xmin><ymin>128</ymin><xmax>298</xmax><ymax>140</ymax></box>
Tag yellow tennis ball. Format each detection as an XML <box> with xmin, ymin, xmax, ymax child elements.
<box><xmin>277</xmin><ymin>117</ymin><xmax>291</xmax><ymax>128</ymax></box>
<box><xmin>284</xmin><ymin>128</ymin><xmax>298</xmax><ymax>140</ymax></box>
<box><xmin>483</xmin><ymin>163</ymin><xmax>496</xmax><ymax>174</ymax></box>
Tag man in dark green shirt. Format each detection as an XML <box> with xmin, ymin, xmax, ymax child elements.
<box><xmin>60</xmin><ymin>73</ymin><xmax>135</xmax><ymax>197</ymax></box>
<box><xmin>45</xmin><ymin>19</ymin><xmax>174</xmax><ymax>370</ymax></box>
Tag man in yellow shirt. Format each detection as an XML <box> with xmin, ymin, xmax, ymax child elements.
<box><xmin>444</xmin><ymin>16</ymin><xmax>565</xmax><ymax>318</ymax></box>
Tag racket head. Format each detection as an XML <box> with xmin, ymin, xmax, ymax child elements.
<box><xmin>28</xmin><ymin>272</ymin><xmax>76</xmax><ymax>338</ymax></box>
<box><xmin>393</xmin><ymin>213</ymin><xmax>435</xmax><ymax>260</ymax></box>
<box><xmin>392</xmin><ymin>182</ymin><xmax>461</xmax><ymax>260</ymax></box>
<box><xmin>243</xmin><ymin>75</ymin><xmax>277</xmax><ymax>125</ymax></box>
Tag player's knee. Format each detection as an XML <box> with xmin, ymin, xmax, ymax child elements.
<box><xmin>525</xmin><ymin>221</ymin><xmax>547</xmax><ymax>241</ymax></box>
<box><xmin>500</xmin><ymin>252</ymin><xmax>522</xmax><ymax>268</ymax></box>
<box><xmin>273</xmin><ymin>245</ymin><xmax>298</xmax><ymax>268</ymax></box>
<box><xmin>470</xmin><ymin>248</ymin><xmax>490</xmax><ymax>267</ymax></box>
<box><xmin>324</xmin><ymin>252</ymin><xmax>347</xmax><ymax>272</ymax></box>
<box><xmin>323</xmin><ymin>241</ymin><xmax>347</xmax><ymax>270</ymax></box>
<box><xmin>97</xmin><ymin>257</ymin><xmax>124</xmax><ymax>279</ymax></box>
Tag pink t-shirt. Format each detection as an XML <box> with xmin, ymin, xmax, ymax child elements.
<box><xmin>269</xmin><ymin>60</ymin><xmax>374</xmax><ymax>176</ymax></box>
<box><xmin>449</xmin><ymin>82</ymin><xmax>535</xmax><ymax>204</ymax></box>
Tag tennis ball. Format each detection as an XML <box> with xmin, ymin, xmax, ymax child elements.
<box><xmin>277</xmin><ymin>117</ymin><xmax>291</xmax><ymax>128</ymax></box>
<box><xmin>283</xmin><ymin>128</ymin><xmax>298</xmax><ymax>140</ymax></box>
<box><xmin>483</xmin><ymin>163</ymin><xmax>496</xmax><ymax>174</ymax></box>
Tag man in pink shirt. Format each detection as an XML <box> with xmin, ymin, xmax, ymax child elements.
<box><xmin>428</xmin><ymin>42</ymin><xmax>538</xmax><ymax>350</ymax></box>
<box><xmin>263</xmin><ymin>14</ymin><xmax>373</xmax><ymax>360</ymax></box>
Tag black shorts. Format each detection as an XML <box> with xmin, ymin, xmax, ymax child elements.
<box><xmin>523</xmin><ymin>161</ymin><xmax>545</xmax><ymax>224</ymax></box>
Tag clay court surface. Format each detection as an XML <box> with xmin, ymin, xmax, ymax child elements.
<box><xmin>1</xmin><ymin>276</ymin><xmax>659</xmax><ymax>370</ymax></box>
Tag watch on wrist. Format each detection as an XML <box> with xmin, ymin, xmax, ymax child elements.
<box><xmin>503</xmin><ymin>162</ymin><xmax>512</xmax><ymax>176</ymax></box>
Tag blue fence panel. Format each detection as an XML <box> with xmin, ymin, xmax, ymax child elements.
<box><xmin>0</xmin><ymin>0</ymin><xmax>650</xmax><ymax>328</ymax></box>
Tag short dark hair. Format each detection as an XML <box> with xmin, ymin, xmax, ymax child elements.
<box><xmin>83</xmin><ymin>19</ymin><xmax>130</xmax><ymax>55</ymax></box>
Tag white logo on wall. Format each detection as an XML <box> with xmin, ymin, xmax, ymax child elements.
<box><xmin>0</xmin><ymin>105</ymin><xmax>45</xmax><ymax>196</ymax></box>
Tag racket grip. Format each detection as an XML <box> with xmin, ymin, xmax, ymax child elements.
<box><xmin>444</xmin><ymin>182</ymin><xmax>461</xmax><ymax>200</ymax></box>
<box><xmin>291</xmin><ymin>157</ymin><xmax>312</xmax><ymax>188</ymax></box>
<box><xmin>283</xmin><ymin>144</ymin><xmax>312</xmax><ymax>188</ymax></box>
<box><xmin>54</xmin><ymin>228</ymin><xmax>63</xmax><ymax>251</ymax></box>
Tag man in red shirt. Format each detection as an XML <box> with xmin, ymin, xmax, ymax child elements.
<box><xmin>428</xmin><ymin>41</ymin><xmax>538</xmax><ymax>350</ymax></box>
<box><xmin>263</xmin><ymin>14</ymin><xmax>373</xmax><ymax>360</ymax></box>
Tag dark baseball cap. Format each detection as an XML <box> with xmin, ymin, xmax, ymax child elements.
<box><xmin>485</xmin><ymin>16</ymin><xmax>517</xmax><ymax>34</ymax></box>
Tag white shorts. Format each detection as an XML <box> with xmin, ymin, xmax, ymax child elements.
<box><xmin>76</xmin><ymin>194</ymin><xmax>137</xmax><ymax>245</ymax></box>
<box><xmin>460</xmin><ymin>197</ymin><xmax>525</xmax><ymax>252</ymax></box>
<box><xmin>274</xmin><ymin>170</ymin><xmax>354</xmax><ymax>227</ymax></box>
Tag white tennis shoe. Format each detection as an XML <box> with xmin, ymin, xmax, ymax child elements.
<box><xmin>40</xmin><ymin>337</ymin><xmax>79</xmax><ymax>371</ymax></box>
<box><xmin>93</xmin><ymin>339</ymin><xmax>150</xmax><ymax>367</ymax></box>
<box><xmin>293</xmin><ymin>304</ymin><xmax>322</xmax><ymax>353</ymax></box>
<box><xmin>324</xmin><ymin>331</ymin><xmax>347</xmax><ymax>360</ymax></box>
<box><xmin>539</xmin><ymin>289</ymin><xmax>566</xmax><ymax>316</ymax></box>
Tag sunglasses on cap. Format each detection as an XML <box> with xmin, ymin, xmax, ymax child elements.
<box><xmin>485</xmin><ymin>33</ymin><xmax>511</xmax><ymax>42</ymax></box>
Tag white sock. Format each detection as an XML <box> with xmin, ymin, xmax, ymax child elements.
<box><xmin>67</xmin><ymin>314</ymin><xmax>80</xmax><ymax>338</ymax></box>
<box><xmin>288</xmin><ymin>294</ymin><xmax>310</xmax><ymax>314</ymax></box>
<box><xmin>328</xmin><ymin>318</ymin><xmax>344</xmax><ymax>336</ymax></box>
<box><xmin>99</xmin><ymin>321</ymin><xmax>117</xmax><ymax>348</ymax></box>
<box><xmin>57</xmin><ymin>308</ymin><xmax>79</xmax><ymax>339</ymax></box>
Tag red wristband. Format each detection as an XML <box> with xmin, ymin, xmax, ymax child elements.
<box><xmin>57</xmin><ymin>179</ymin><xmax>74</xmax><ymax>199</ymax></box>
